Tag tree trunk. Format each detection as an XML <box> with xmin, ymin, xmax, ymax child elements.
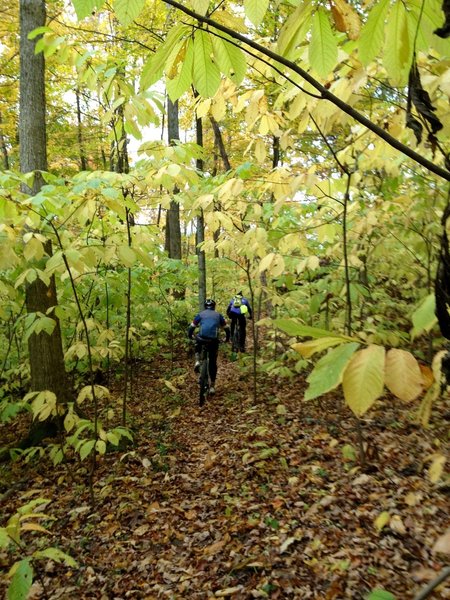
<box><xmin>165</xmin><ymin>98</ymin><xmax>182</xmax><ymax>260</ymax></box>
<box><xmin>195</xmin><ymin>107</ymin><xmax>207</xmax><ymax>309</ymax></box>
<box><xmin>0</xmin><ymin>112</ymin><xmax>9</xmax><ymax>169</ymax></box>
<box><xmin>20</xmin><ymin>0</ymin><xmax>70</xmax><ymax>409</ymax></box>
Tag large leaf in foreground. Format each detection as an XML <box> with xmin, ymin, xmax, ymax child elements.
<box><xmin>342</xmin><ymin>345</ymin><xmax>385</xmax><ymax>417</ymax></box>
<box><xmin>385</xmin><ymin>348</ymin><xmax>423</xmax><ymax>402</ymax></box>
<box><xmin>305</xmin><ymin>342</ymin><xmax>360</xmax><ymax>401</ymax></box>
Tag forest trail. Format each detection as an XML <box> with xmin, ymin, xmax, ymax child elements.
<box><xmin>0</xmin><ymin>346</ymin><xmax>449</xmax><ymax>600</ymax></box>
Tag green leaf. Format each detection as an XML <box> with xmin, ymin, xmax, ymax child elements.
<box><xmin>114</xmin><ymin>0</ymin><xmax>146</xmax><ymax>26</ymax></box>
<box><xmin>211</xmin><ymin>35</ymin><xmax>246</xmax><ymax>85</ymax></box>
<box><xmin>140</xmin><ymin>25</ymin><xmax>189</xmax><ymax>90</ymax></box>
<box><xmin>191</xmin><ymin>0</ymin><xmax>209</xmax><ymax>15</ymax></box>
<box><xmin>244</xmin><ymin>0</ymin><xmax>269</xmax><ymax>27</ymax></box>
<box><xmin>79</xmin><ymin>439</ymin><xmax>96</xmax><ymax>461</ymax></box>
<box><xmin>166</xmin><ymin>39</ymin><xmax>195</xmax><ymax>102</ymax></box>
<box><xmin>33</xmin><ymin>547</ymin><xmax>78</xmax><ymax>567</ymax></box>
<box><xmin>411</xmin><ymin>293</ymin><xmax>437</xmax><ymax>339</ymax></box>
<box><xmin>305</xmin><ymin>342</ymin><xmax>360</xmax><ymax>401</ymax></box>
<box><xmin>358</xmin><ymin>0</ymin><xmax>390</xmax><ymax>65</ymax></box>
<box><xmin>193</xmin><ymin>30</ymin><xmax>221</xmax><ymax>98</ymax></box>
<box><xmin>71</xmin><ymin>0</ymin><xmax>106</xmax><ymax>20</ymax></box>
<box><xmin>278</xmin><ymin>1</ymin><xmax>312</xmax><ymax>57</ymax></box>
<box><xmin>309</xmin><ymin>7</ymin><xmax>338</xmax><ymax>78</ymax></box>
<box><xmin>366</xmin><ymin>590</ymin><xmax>396</xmax><ymax>600</ymax></box>
<box><xmin>383</xmin><ymin>1</ymin><xmax>411</xmax><ymax>85</ymax></box>
<box><xmin>275</xmin><ymin>318</ymin><xmax>353</xmax><ymax>341</ymax></box>
<box><xmin>117</xmin><ymin>245</ymin><xmax>136</xmax><ymax>267</ymax></box>
<box><xmin>8</xmin><ymin>559</ymin><xmax>33</xmax><ymax>600</ymax></box>
<box><xmin>0</xmin><ymin>528</ymin><xmax>10</xmax><ymax>548</ymax></box>
<box><xmin>342</xmin><ymin>345</ymin><xmax>385</xmax><ymax>417</ymax></box>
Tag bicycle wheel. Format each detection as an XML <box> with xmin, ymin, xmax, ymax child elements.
<box><xmin>231</xmin><ymin>322</ymin><xmax>240</xmax><ymax>353</ymax></box>
<box><xmin>198</xmin><ymin>354</ymin><xmax>210</xmax><ymax>406</ymax></box>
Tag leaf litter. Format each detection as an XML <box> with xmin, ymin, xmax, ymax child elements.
<box><xmin>0</xmin><ymin>349</ymin><xmax>449</xmax><ymax>599</ymax></box>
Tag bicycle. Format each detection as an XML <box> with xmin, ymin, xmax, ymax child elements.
<box><xmin>231</xmin><ymin>318</ymin><xmax>243</xmax><ymax>358</ymax></box>
<box><xmin>198</xmin><ymin>342</ymin><xmax>211</xmax><ymax>407</ymax></box>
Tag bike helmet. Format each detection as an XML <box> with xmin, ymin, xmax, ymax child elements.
<box><xmin>204</xmin><ymin>298</ymin><xmax>216</xmax><ymax>309</ymax></box>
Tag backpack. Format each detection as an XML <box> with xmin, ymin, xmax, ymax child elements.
<box><xmin>233</xmin><ymin>295</ymin><xmax>242</xmax><ymax>308</ymax></box>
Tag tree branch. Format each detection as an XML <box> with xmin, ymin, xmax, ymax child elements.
<box><xmin>162</xmin><ymin>0</ymin><xmax>450</xmax><ymax>182</ymax></box>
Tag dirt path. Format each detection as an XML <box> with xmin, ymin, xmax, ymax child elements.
<box><xmin>0</xmin><ymin>350</ymin><xmax>449</xmax><ymax>599</ymax></box>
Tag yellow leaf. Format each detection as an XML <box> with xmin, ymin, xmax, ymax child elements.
<box><xmin>428</xmin><ymin>454</ymin><xmax>446</xmax><ymax>483</ymax></box>
<box><xmin>164</xmin><ymin>380</ymin><xmax>178</xmax><ymax>393</ymax></box>
<box><xmin>254</xmin><ymin>139</ymin><xmax>266</xmax><ymax>163</ymax></box>
<box><xmin>374</xmin><ymin>511</ymin><xmax>390</xmax><ymax>531</ymax></box>
<box><xmin>331</xmin><ymin>0</ymin><xmax>361</xmax><ymax>40</ymax></box>
<box><xmin>117</xmin><ymin>245</ymin><xmax>136</xmax><ymax>267</ymax></box>
<box><xmin>196</xmin><ymin>98</ymin><xmax>211</xmax><ymax>118</ymax></box>
<box><xmin>384</xmin><ymin>348</ymin><xmax>423</xmax><ymax>402</ymax></box>
<box><xmin>292</xmin><ymin>337</ymin><xmax>347</xmax><ymax>359</ymax></box>
<box><xmin>259</xmin><ymin>252</ymin><xmax>274</xmax><ymax>272</ymax></box>
<box><xmin>343</xmin><ymin>345</ymin><xmax>385</xmax><ymax>417</ymax></box>
<box><xmin>23</xmin><ymin>237</ymin><xmax>45</xmax><ymax>262</ymax></box>
<box><xmin>20</xmin><ymin>523</ymin><xmax>51</xmax><ymax>534</ymax></box>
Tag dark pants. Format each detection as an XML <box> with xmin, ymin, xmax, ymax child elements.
<box><xmin>229</xmin><ymin>313</ymin><xmax>247</xmax><ymax>351</ymax></box>
<box><xmin>195</xmin><ymin>337</ymin><xmax>219</xmax><ymax>382</ymax></box>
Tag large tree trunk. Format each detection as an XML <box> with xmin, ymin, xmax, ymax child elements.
<box><xmin>20</xmin><ymin>0</ymin><xmax>70</xmax><ymax>409</ymax></box>
<box><xmin>165</xmin><ymin>98</ymin><xmax>182</xmax><ymax>260</ymax></box>
<box><xmin>195</xmin><ymin>108</ymin><xmax>207</xmax><ymax>309</ymax></box>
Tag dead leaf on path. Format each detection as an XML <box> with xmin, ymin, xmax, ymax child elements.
<box><xmin>184</xmin><ymin>509</ymin><xmax>197</xmax><ymax>520</ymax></box>
<box><xmin>203</xmin><ymin>540</ymin><xmax>225</xmax><ymax>555</ymax></box>
<box><xmin>279</xmin><ymin>536</ymin><xmax>296</xmax><ymax>553</ymax></box>
<box><xmin>389</xmin><ymin>515</ymin><xmax>407</xmax><ymax>535</ymax></box>
<box><xmin>412</xmin><ymin>567</ymin><xmax>440</xmax><ymax>582</ymax></box>
<box><xmin>215</xmin><ymin>586</ymin><xmax>243</xmax><ymax>597</ymax></box>
<box><xmin>353</xmin><ymin>473</ymin><xmax>372</xmax><ymax>486</ymax></box>
<box><xmin>204</xmin><ymin>451</ymin><xmax>218</xmax><ymax>469</ymax></box>
<box><xmin>134</xmin><ymin>524</ymin><xmax>150</xmax><ymax>536</ymax></box>
<box><xmin>404</xmin><ymin>491</ymin><xmax>421</xmax><ymax>506</ymax></box>
<box><xmin>432</xmin><ymin>528</ymin><xmax>450</xmax><ymax>554</ymax></box>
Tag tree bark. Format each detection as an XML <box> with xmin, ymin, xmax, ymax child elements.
<box><xmin>0</xmin><ymin>112</ymin><xmax>9</xmax><ymax>170</ymax></box>
<box><xmin>195</xmin><ymin>107</ymin><xmax>207</xmax><ymax>309</ymax></box>
<box><xmin>165</xmin><ymin>98</ymin><xmax>182</xmax><ymax>260</ymax></box>
<box><xmin>20</xmin><ymin>0</ymin><xmax>70</xmax><ymax>407</ymax></box>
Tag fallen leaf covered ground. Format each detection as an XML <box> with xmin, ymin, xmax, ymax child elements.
<box><xmin>0</xmin><ymin>346</ymin><xmax>449</xmax><ymax>599</ymax></box>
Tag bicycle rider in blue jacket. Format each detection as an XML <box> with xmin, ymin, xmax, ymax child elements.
<box><xmin>188</xmin><ymin>298</ymin><xmax>230</xmax><ymax>394</ymax></box>
<box><xmin>226</xmin><ymin>291</ymin><xmax>252</xmax><ymax>352</ymax></box>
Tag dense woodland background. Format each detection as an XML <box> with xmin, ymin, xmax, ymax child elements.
<box><xmin>0</xmin><ymin>0</ymin><xmax>449</xmax><ymax>598</ymax></box>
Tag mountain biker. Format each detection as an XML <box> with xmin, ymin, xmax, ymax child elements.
<box><xmin>226</xmin><ymin>291</ymin><xmax>252</xmax><ymax>352</ymax></box>
<box><xmin>188</xmin><ymin>298</ymin><xmax>230</xmax><ymax>394</ymax></box>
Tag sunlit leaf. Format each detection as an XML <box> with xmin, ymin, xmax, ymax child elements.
<box><xmin>358</xmin><ymin>0</ymin><xmax>390</xmax><ymax>65</ymax></box>
<box><xmin>384</xmin><ymin>349</ymin><xmax>423</xmax><ymax>402</ymax></box>
<box><xmin>342</xmin><ymin>345</ymin><xmax>385</xmax><ymax>417</ymax></box>
<box><xmin>244</xmin><ymin>0</ymin><xmax>269</xmax><ymax>27</ymax></box>
<box><xmin>193</xmin><ymin>30</ymin><xmax>221</xmax><ymax>98</ymax></box>
<box><xmin>309</xmin><ymin>7</ymin><xmax>338</xmax><ymax>78</ymax></box>
<box><xmin>114</xmin><ymin>0</ymin><xmax>145</xmax><ymax>26</ymax></box>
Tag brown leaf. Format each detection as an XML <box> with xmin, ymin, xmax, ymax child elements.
<box><xmin>432</xmin><ymin>528</ymin><xmax>450</xmax><ymax>554</ymax></box>
<box><xmin>203</xmin><ymin>540</ymin><xmax>225</xmax><ymax>556</ymax></box>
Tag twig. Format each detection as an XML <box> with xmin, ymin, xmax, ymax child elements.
<box><xmin>413</xmin><ymin>566</ymin><xmax>450</xmax><ymax>600</ymax></box>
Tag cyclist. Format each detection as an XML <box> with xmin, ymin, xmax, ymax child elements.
<box><xmin>226</xmin><ymin>291</ymin><xmax>252</xmax><ymax>352</ymax></box>
<box><xmin>188</xmin><ymin>298</ymin><xmax>230</xmax><ymax>394</ymax></box>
